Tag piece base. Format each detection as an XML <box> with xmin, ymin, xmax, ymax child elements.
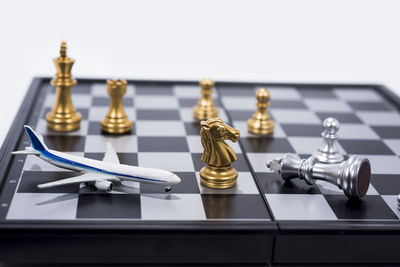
<box><xmin>247</xmin><ymin>119</ymin><xmax>274</xmax><ymax>135</ymax></box>
<box><xmin>200</xmin><ymin>165</ymin><xmax>238</xmax><ymax>189</ymax></box>
<box><xmin>193</xmin><ymin>106</ymin><xmax>218</xmax><ymax>120</ymax></box>
<box><xmin>101</xmin><ymin>117</ymin><xmax>133</xmax><ymax>134</ymax></box>
<box><xmin>46</xmin><ymin>111</ymin><xmax>82</xmax><ymax>132</ymax></box>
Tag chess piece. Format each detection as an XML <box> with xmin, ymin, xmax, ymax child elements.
<box><xmin>101</xmin><ymin>79</ymin><xmax>132</xmax><ymax>134</ymax></box>
<box><xmin>267</xmin><ymin>154</ymin><xmax>371</xmax><ymax>198</ymax></box>
<box><xmin>193</xmin><ymin>78</ymin><xmax>218</xmax><ymax>120</ymax></box>
<box><xmin>46</xmin><ymin>41</ymin><xmax>81</xmax><ymax>132</ymax></box>
<box><xmin>313</xmin><ymin>117</ymin><xmax>344</xmax><ymax>164</ymax></box>
<box><xmin>247</xmin><ymin>88</ymin><xmax>274</xmax><ymax>135</ymax></box>
<box><xmin>199</xmin><ymin>118</ymin><xmax>240</xmax><ymax>189</ymax></box>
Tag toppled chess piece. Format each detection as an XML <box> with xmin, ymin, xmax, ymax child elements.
<box><xmin>101</xmin><ymin>79</ymin><xmax>132</xmax><ymax>134</ymax></box>
<box><xmin>193</xmin><ymin>78</ymin><xmax>218</xmax><ymax>120</ymax></box>
<box><xmin>46</xmin><ymin>41</ymin><xmax>82</xmax><ymax>132</ymax></box>
<box><xmin>199</xmin><ymin>118</ymin><xmax>240</xmax><ymax>189</ymax></box>
<box><xmin>247</xmin><ymin>88</ymin><xmax>274</xmax><ymax>135</ymax></box>
<box><xmin>314</xmin><ymin>117</ymin><xmax>344</xmax><ymax>164</ymax></box>
<box><xmin>267</xmin><ymin>154</ymin><xmax>371</xmax><ymax>198</ymax></box>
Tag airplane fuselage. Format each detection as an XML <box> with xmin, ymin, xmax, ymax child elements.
<box><xmin>37</xmin><ymin>149</ymin><xmax>180</xmax><ymax>186</ymax></box>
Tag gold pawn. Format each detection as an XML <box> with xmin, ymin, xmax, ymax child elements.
<box><xmin>193</xmin><ymin>78</ymin><xmax>218</xmax><ymax>120</ymax></box>
<box><xmin>247</xmin><ymin>88</ymin><xmax>274</xmax><ymax>135</ymax></box>
<box><xmin>46</xmin><ymin>41</ymin><xmax>82</xmax><ymax>132</ymax></box>
<box><xmin>101</xmin><ymin>79</ymin><xmax>133</xmax><ymax>134</ymax></box>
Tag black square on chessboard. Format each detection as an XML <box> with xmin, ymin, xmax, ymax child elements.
<box><xmin>138</xmin><ymin>137</ymin><xmax>189</xmax><ymax>152</ymax></box>
<box><xmin>184</xmin><ymin>122</ymin><xmax>201</xmax><ymax>135</ymax></box>
<box><xmin>281</xmin><ymin>124</ymin><xmax>322</xmax><ymax>137</ymax></box>
<box><xmin>348</xmin><ymin>101</ymin><xmax>393</xmax><ymax>111</ymax></box>
<box><xmin>191</xmin><ymin>153</ymin><xmax>251</xmax><ymax>172</ymax></box>
<box><xmin>43</xmin><ymin>108</ymin><xmax>89</xmax><ymax>120</ymax></box>
<box><xmin>371</xmin><ymin>174</ymin><xmax>400</xmax><ymax>195</ymax></box>
<box><xmin>76</xmin><ymin>194</ymin><xmax>141</xmax><ymax>219</ymax></box>
<box><xmin>256</xmin><ymin>172</ymin><xmax>321</xmax><ymax>194</ymax></box>
<box><xmin>217</xmin><ymin>86</ymin><xmax>255</xmax><ymax>96</ymax></box>
<box><xmin>92</xmin><ymin>97</ymin><xmax>133</xmax><ymax>107</ymax></box>
<box><xmin>324</xmin><ymin>195</ymin><xmax>398</xmax><ymax>220</ymax></box>
<box><xmin>84</xmin><ymin>153</ymin><xmax>138</xmax><ymax>165</ymax></box>
<box><xmin>228</xmin><ymin>111</ymin><xmax>255</xmax><ymax>121</ymax></box>
<box><xmin>316</xmin><ymin>112</ymin><xmax>363</xmax><ymax>123</ymax></box>
<box><xmin>240</xmin><ymin>137</ymin><xmax>295</xmax><ymax>153</ymax></box>
<box><xmin>140</xmin><ymin>172</ymin><xmax>200</xmax><ymax>194</ymax></box>
<box><xmin>42</xmin><ymin>135</ymin><xmax>85</xmax><ymax>152</ymax></box>
<box><xmin>178</xmin><ymin>98</ymin><xmax>222</xmax><ymax>108</ymax></box>
<box><xmin>137</xmin><ymin>109</ymin><xmax>181</xmax><ymax>120</ymax></box>
<box><xmin>270</xmin><ymin>100</ymin><xmax>307</xmax><ymax>109</ymax></box>
<box><xmin>88</xmin><ymin>121</ymin><xmax>135</xmax><ymax>135</ymax></box>
<box><xmin>201</xmin><ymin>194</ymin><xmax>270</xmax><ymax>219</ymax></box>
<box><xmin>339</xmin><ymin>140</ymin><xmax>394</xmax><ymax>155</ymax></box>
<box><xmin>135</xmin><ymin>84</ymin><xmax>173</xmax><ymax>95</ymax></box>
<box><xmin>297</xmin><ymin>88</ymin><xmax>336</xmax><ymax>98</ymax></box>
<box><xmin>71</xmin><ymin>83</ymin><xmax>92</xmax><ymax>94</ymax></box>
<box><xmin>18</xmin><ymin>171</ymin><xmax>81</xmax><ymax>193</ymax></box>
<box><xmin>371</xmin><ymin>126</ymin><xmax>400</xmax><ymax>139</ymax></box>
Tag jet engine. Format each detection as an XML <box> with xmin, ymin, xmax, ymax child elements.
<box><xmin>95</xmin><ymin>180</ymin><xmax>114</xmax><ymax>191</ymax></box>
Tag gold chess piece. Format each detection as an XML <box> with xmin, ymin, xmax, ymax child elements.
<box><xmin>46</xmin><ymin>41</ymin><xmax>82</xmax><ymax>132</ymax></box>
<box><xmin>247</xmin><ymin>88</ymin><xmax>274</xmax><ymax>135</ymax></box>
<box><xmin>199</xmin><ymin>118</ymin><xmax>240</xmax><ymax>189</ymax></box>
<box><xmin>193</xmin><ymin>78</ymin><xmax>218</xmax><ymax>120</ymax></box>
<box><xmin>101</xmin><ymin>79</ymin><xmax>133</xmax><ymax>134</ymax></box>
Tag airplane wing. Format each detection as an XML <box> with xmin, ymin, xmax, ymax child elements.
<box><xmin>102</xmin><ymin>142</ymin><xmax>120</xmax><ymax>164</ymax></box>
<box><xmin>37</xmin><ymin>172</ymin><xmax>119</xmax><ymax>189</ymax></box>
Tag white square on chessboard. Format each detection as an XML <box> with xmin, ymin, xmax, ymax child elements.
<box><xmin>6</xmin><ymin>193</ymin><xmax>78</xmax><ymax>220</ymax></box>
<box><xmin>359</xmin><ymin>155</ymin><xmax>400</xmax><ymax>174</ymax></box>
<box><xmin>265</xmin><ymin>194</ymin><xmax>337</xmax><ymax>221</ymax></box>
<box><xmin>246</xmin><ymin>153</ymin><xmax>286</xmax><ymax>172</ymax></box>
<box><xmin>89</xmin><ymin>107</ymin><xmax>135</xmax><ymax>122</ymax></box>
<box><xmin>23</xmin><ymin>153</ymin><xmax>85</xmax><ymax>172</ymax></box>
<box><xmin>91</xmin><ymin>83</ymin><xmax>135</xmax><ymax>97</ymax></box>
<box><xmin>383</xmin><ymin>140</ymin><xmax>400</xmax><ymax>156</ymax></box>
<box><xmin>356</xmin><ymin>111</ymin><xmax>400</xmax><ymax>126</ymax></box>
<box><xmin>135</xmin><ymin>96</ymin><xmax>179</xmax><ymax>109</ymax></box>
<box><xmin>85</xmin><ymin>135</ymin><xmax>137</xmax><ymax>153</ymax></box>
<box><xmin>381</xmin><ymin>195</ymin><xmax>400</xmax><ymax>220</ymax></box>
<box><xmin>136</xmin><ymin>121</ymin><xmax>185</xmax><ymax>136</ymax></box>
<box><xmin>195</xmin><ymin>172</ymin><xmax>259</xmax><ymax>194</ymax></box>
<box><xmin>316</xmin><ymin>180</ymin><xmax>379</xmax><ymax>195</ymax></box>
<box><xmin>333</xmin><ymin>88</ymin><xmax>383</xmax><ymax>102</ymax></box>
<box><xmin>232</xmin><ymin>121</ymin><xmax>286</xmax><ymax>138</ymax></box>
<box><xmin>179</xmin><ymin>108</ymin><xmax>229</xmax><ymax>122</ymax></box>
<box><xmin>138</xmin><ymin>153</ymin><xmax>195</xmax><ymax>172</ymax></box>
<box><xmin>36</xmin><ymin>119</ymin><xmax>88</xmax><ymax>136</ymax></box>
<box><xmin>140</xmin><ymin>194</ymin><xmax>206</xmax><ymax>220</ymax></box>
<box><xmin>304</xmin><ymin>99</ymin><xmax>353</xmax><ymax>113</ymax></box>
<box><xmin>266</xmin><ymin>87</ymin><xmax>302</xmax><ymax>100</ymax></box>
<box><xmin>186</xmin><ymin>135</ymin><xmax>242</xmax><ymax>153</ymax></box>
<box><xmin>288</xmin><ymin>137</ymin><xmax>346</xmax><ymax>154</ymax></box>
<box><xmin>173</xmin><ymin>85</ymin><xmax>219</xmax><ymax>98</ymax></box>
<box><xmin>270</xmin><ymin>109</ymin><xmax>321</xmax><ymax>124</ymax></box>
<box><xmin>338</xmin><ymin>124</ymin><xmax>380</xmax><ymax>140</ymax></box>
<box><xmin>221</xmin><ymin>97</ymin><xmax>255</xmax><ymax>111</ymax></box>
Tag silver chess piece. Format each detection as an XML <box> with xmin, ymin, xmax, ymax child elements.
<box><xmin>314</xmin><ymin>117</ymin><xmax>344</xmax><ymax>164</ymax></box>
<box><xmin>267</xmin><ymin>154</ymin><xmax>371</xmax><ymax>198</ymax></box>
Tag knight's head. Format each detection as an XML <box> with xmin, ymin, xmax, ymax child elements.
<box><xmin>200</xmin><ymin>118</ymin><xmax>240</xmax><ymax>142</ymax></box>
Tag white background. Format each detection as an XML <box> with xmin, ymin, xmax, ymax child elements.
<box><xmin>0</xmin><ymin>0</ymin><xmax>399</xmax><ymax>144</ymax></box>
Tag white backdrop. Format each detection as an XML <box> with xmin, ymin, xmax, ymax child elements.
<box><xmin>0</xmin><ymin>0</ymin><xmax>399</xmax><ymax>144</ymax></box>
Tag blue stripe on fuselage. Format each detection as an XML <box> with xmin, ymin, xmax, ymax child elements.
<box><xmin>39</xmin><ymin>150</ymin><xmax>166</xmax><ymax>183</ymax></box>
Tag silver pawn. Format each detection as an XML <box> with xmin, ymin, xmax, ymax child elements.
<box><xmin>267</xmin><ymin>154</ymin><xmax>371</xmax><ymax>198</ymax></box>
<box><xmin>314</xmin><ymin>117</ymin><xmax>344</xmax><ymax>164</ymax></box>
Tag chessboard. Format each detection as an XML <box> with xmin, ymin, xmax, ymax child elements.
<box><xmin>0</xmin><ymin>77</ymin><xmax>400</xmax><ymax>265</ymax></box>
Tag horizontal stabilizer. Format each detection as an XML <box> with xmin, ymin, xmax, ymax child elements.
<box><xmin>11</xmin><ymin>147</ymin><xmax>39</xmax><ymax>155</ymax></box>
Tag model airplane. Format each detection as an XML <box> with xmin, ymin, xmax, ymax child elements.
<box><xmin>12</xmin><ymin>125</ymin><xmax>181</xmax><ymax>192</ymax></box>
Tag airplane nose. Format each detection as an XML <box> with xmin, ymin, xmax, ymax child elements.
<box><xmin>171</xmin><ymin>174</ymin><xmax>181</xmax><ymax>184</ymax></box>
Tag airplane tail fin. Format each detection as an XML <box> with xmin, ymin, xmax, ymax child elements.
<box><xmin>23</xmin><ymin>125</ymin><xmax>48</xmax><ymax>152</ymax></box>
